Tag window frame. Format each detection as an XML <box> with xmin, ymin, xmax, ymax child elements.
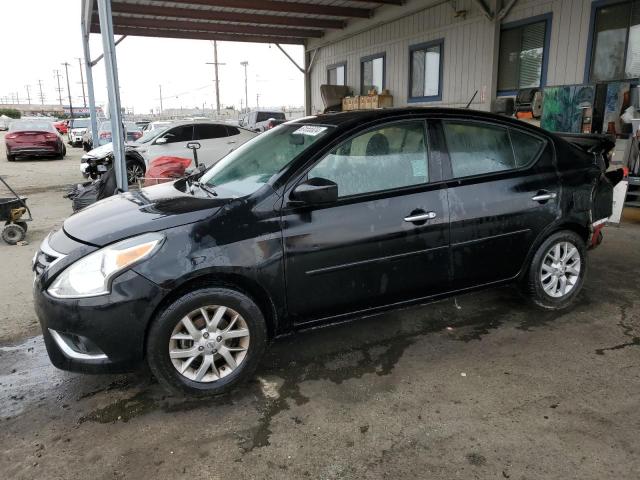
<box><xmin>326</xmin><ymin>61</ymin><xmax>347</xmax><ymax>86</ymax></box>
<box><xmin>359</xmin><ymin>52</ymin><xmax>386</xmax><ymax>95</ymax></box>
<box><xmin>437</xmin><ymin>118</ymin><xmax>548</xmax><ymax>182</ymax></box>
<box><xmin>584</xmin><ymin>0</ymin><xmax>639</xmax><ymax>83</ymax></box>
<box><xmin>408</xmin><ymin>39</ymin><xmax>445</xmax><ymax>103</ymax></box>
<box><xmin>496</xmin><ymin>13</ymin><xmax>553</xmax><ymax>97</ymax></box>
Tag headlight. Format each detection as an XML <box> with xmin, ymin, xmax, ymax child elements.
<box><xmin>48</xmin><ymin>232</ymin><xmax>163</xmax><ymax>298</ymax></box>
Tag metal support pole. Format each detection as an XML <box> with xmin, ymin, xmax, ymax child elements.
<box><xmin>81</xmin><ymin>21</ymin><xmax>99</xmax><ymax>148</ymax></box>
<box><xmin>96</xmin><ymin>0</ymin><xmax>127</xmax><ymax>192</ymax></box>
<box><xmin>159</xmin><ymin>84</ymin><xmax>163</xmax><ymax>114</ymax></box>
<box><xmin>240</xmin><ymin>61</ymin><xmax>248</xmax><ymax>114</ymax></box>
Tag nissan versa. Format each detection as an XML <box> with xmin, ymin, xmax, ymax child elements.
<box><xmin>33</xmin><ymin>109</ymin><xmax>620</xmax><ymax>395</ymax></box>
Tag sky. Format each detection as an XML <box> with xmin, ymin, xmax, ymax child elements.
<box><xmin>0</xmin><ymin>0</ymin><xmax>306</xmax><ymax>114</ymax></box>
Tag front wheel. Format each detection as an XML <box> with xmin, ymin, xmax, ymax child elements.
<box><xmin>524</xmin><ymin>230</ymin><xmax>586</xmax><ymax>310</ymax></box>
<box><xmin>146</xmin><ymin>287</ymin><xmax>268</xmax><ymax>396</ymax></box>
<box><xmin>126</xmin><ymin>160</ymin><xmax>145</xmax><ymax>185</ymax></box>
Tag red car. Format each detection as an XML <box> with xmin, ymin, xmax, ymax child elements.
<box><xmin>53</xmin><ymin>120</ymin><xmax>68</xmax><ymax>135</ymax></box>
<box><xmin>5</xmin><ymin>120</ymin><xmax>66</xmax><ymax>161</ymax></box>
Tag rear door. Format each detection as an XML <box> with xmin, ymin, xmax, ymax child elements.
<box><xmin>282</xmin><ymin>119</ymin><xmax>450</xmax><ymax>323</ymax></box>
<box><xmin>439</xmin><ymin>119</ymin><xmax>560</xmax><ymax>288</ymax></box>
<box><xmin>193</xmin><ymin>123</ymin><xmax>232</xmax><ymax>166</ymax></box>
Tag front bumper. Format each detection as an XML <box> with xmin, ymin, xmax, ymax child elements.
<box><xmin>34</xmin><ymin>268</ymin><xmax>167</xmax><ymax>373</ymax></box>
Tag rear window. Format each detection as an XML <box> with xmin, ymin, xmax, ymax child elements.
<box><xmin>256</xmin><ymin>112</ymin><xmax>285</xmax><ymax>122</ymax></box>
<box><xmin>9</xmin><ymin>121</ymin><xmax>55</xmax><ymax>132</ymax></box>
<box><xmin>70</xmin><ymin>118</ymin><xmax>90</xmax><ymax>128</ymax></box>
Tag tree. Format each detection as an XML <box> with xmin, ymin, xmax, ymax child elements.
<box><xmin>0</xmin><ymin>108</ymin><xmax>21</xmax><ymax>119</ymax></box>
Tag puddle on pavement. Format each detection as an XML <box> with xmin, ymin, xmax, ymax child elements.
<box><xmin>0</xmin><ymin>286</ymin><xmax>592</xmax><ymax>452</ymax></box>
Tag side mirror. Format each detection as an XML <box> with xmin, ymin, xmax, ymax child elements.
<box><xmin>186</xmin><ymin>141</ymin><xmax>201</xmax><ymax>150</ymax></box>
<box><xmin>155</xmin><ymin>137</ymin><xmax>168</xmax><ymax>145</ymax></box>
<box><xmin>290</xmin><ymin>177</ymin><xmax>338</xmax><ymax>205</ymax></box>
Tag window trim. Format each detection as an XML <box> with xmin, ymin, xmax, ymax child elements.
<box><xmin>438</xmin><ymin>118</ymin><xmax>548</xmax><ymax>182</ymax></box>
<box><xmin>584</xmin><ymin>0</ymin><xmax>637</xmax><ymax>83</ymax></box>
<box><xmin>359</xmin><ymin>52</ymin><xmax>386</xmax><ymax>95</ymax></box>
<box><xmin>408</xmin><ymin>38</ymin><xmax>444</xmax><ymax>103</ymax></box>
<box><xmin>496</xmin><ymin>13</ymin><xmax>553</xmax><ymax>97</ymax></box>
<box><xmin>326</xmin><ymin>61</ymin><xmax>347</xmax><ymax>86</ymax></box>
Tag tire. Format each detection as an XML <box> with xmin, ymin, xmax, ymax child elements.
<box><xmin>6</xmin><ymin>153</ymin><xmax>15</xmax><ymax>162</ymax></box>
<box><xmin>2</xmin><ymin>224</ymin><xmax>26</xmax><ymax>245</ymax></box>
<box><xmin>15</xmin><ymin>221</ymin><xmax>28</xmax><ymax>233</ymax></box>
<box><xmin>146</xmin><ymin>287</ymin><xmax>268</xmax><ymax>396</ymax></box>
<box><xmin>126</xmin><ymin>159</ymin><xmax>145</xmax><ymax>185</ymax></box>
<box><xmin>524</xmin><ymin>230</ymin><xmax>586</xmax><ymax>310</ymax></box>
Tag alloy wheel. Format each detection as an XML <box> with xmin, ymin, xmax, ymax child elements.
<box><xmin>127</xmin><ymin>163</ymin><xmax>145</xmax><ymax>185</ymax></box>
<box><xmin>169</xmin><ymin>305</ymin><xmax>250</xmax><ymax>383</ymax></box>
<box><xmin>540</xmin><ymin>241</ymin><xmax>581</xmax><ymax>298</ymax></box>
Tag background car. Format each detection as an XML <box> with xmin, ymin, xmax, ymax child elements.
<box><xmin>5</xmin><ymin>119</ymin><xmax>65</xmax><ymax>161</ymax></box>
<box><xmin>53</xmin><ymin>120</ymin><xmax>68</xmax><ymax>135</ymax></box>
<box><xmin>97</xmin><ymin>121</ymin><xmax>143</xmax><ymax>146</ymax></box>
<box><xmin>239</xmin><ymin>110</ymin><xmax>286</xmax><ymax>132</ymax></box>
<box><xmin>131</xmin><ymin>121</ymin><xmax>256</xmax><ymax>167</ymax></box>
<box><xmin>67</xmin><ymin>118</ymin><xmax>91</xmax><ymax>147</ymax></box>
<box><xmin>0</xmin><ymin>115</ymin><xmax>13</xmax><ymax>131</ymax></box>
<box><xmin>142</xmin><ymin>120</ymin><xmax>173</xmax><ymax>133</ymax></box>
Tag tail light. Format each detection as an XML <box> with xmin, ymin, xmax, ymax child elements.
<box><xmin>132</xmin><ymin>131</ymin><xmax>142</xmax><ymax>139</ymax></box>
<box><xmin>99</xmin><ymin>132</ymin><xmax>111</xmax><ymax>139</ymax></box>
<box><xmin>45</xmin><ymin>133</ymin><xmax>58</xmax><ymax>140</ymax></box>
<box><xmin>5</xmin><ymin>133</ymin><xmax>17</xmax><ymax>139</ymax></box>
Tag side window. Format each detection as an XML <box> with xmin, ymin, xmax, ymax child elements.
<box><xmin>226</xmin><ymin>126</ymin><xmax>240</xmax><ymax>136</ymax></box>
<box><xmin>194</xmin><ymin>124</ymin><xmax>228</xmax><ymax>140</ymax></box>
<box><xmin>309</xmin><ymin>121</ymin><xmax>429</xmax><ymax>198</ymax></box>
<box><xmin>510</xmin><ymin>129</ymin><xmax>545</xmax><ymax>167</ymax></box>
<box><xmin>164</xmin><ymin>125</ymin><xmax>193</xmax><ymax>144</ymax></box>
<box><xmin>443</xmin><ymin>122</ymin><xmax>516</xmax><ymax>178</ymax></box>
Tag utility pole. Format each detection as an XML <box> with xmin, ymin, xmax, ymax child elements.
<box><xmin>53</xmin><ymin>69</ymin><xmax>64</xmax><ymax>106</ymax></box>
<box><xmin>159</xmin><ymin>84</ymin><xmax>163</xmax><ymax>114</ymax></box>
<box><xmin>61</xmin><ymin>62</ymin><xmax>74</xmax><ymax>119</ymax></box>
<box><xmin>77</xmin><ymin>57</ymin><xmax>87</xmax><ymax>107</ymax></box>
<box><xmin>37</xmin><ymin>80</ymin><xmax>45</xmax><ymax>104</ymax></box>
<box><xmin>205</xmin><ymin>41</ymin><xmax>226</xmax><ymax>116</ymax></box>
<box><xmin>25</xmin><ymin>85</ymin><xmax>31</xmax><ymax>104</ymax></box>
<box><xmin>240</xmin><ymin>61</ymin><xmax>249</xmax><ymax>114</ymax></box>
<box><xmin>15</xmin><ymin>92</ymin><xmax>20</xmax><ymax>104</ymax></box>
<box><xmin>256</xmin><ymin>93</ymin><xmax>260</xmax><ymax>109</ymax></box>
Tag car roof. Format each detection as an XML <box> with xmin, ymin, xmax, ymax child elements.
<box><xmin>287</xmin><ymin>107</ymin><xmax>547</xmax><ymax>134</ymax></box>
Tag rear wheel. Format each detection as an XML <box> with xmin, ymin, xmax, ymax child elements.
<box><xmin>6</xmin><ymin>153</ymin><xmax>15</xmax><ymax>161</ymax></box>
<box><xmin>146</xmin><ymin>287</ymin><xmax>267</xmax><ymax>396</ymax></box>
<box><xmin>524</xmin><ymin>230</ymin><xmax>586</xmax><ymax>310</ymax></box>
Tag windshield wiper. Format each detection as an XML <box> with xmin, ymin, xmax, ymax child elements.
<box><xmin>189</xmin><ymin>180</ymin><xmax>217</xmax><ymax>197</ymax></box>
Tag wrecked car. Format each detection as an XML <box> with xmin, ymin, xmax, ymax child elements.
<box><xmin>32</xmin><ymin>108</ymin><xmax>621</xmax><ymax>395</ymax></box>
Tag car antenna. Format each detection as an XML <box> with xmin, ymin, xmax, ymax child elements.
<box><xmin>465</xmin><ymin>90</ymin><xmax>478</xmax><ymax>109</ymax></box>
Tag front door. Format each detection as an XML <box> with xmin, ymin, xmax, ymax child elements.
<box><xmin>439</xmin><ymin>119</ymin><xmax>561</xmax><ymax>288</ymax></box>
<box><xmin>147</xmin><ymin>124</ymin><xmax>194</xmax><ymax>164</ymax></box>
<box><xmin>282</xmin><ymin>120</ymin><xmax>450</xmax><ymax>324</ymax></box>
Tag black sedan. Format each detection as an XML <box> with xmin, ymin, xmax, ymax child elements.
<box><xmin>32</xmin><ymin>108</ymin><xmax>619</xmax><ymax>395</ymax></box>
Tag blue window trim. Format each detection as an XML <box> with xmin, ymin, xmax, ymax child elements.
<box><xmin>408</xmin><ymin>38</ymin><xmax>444</xmax><ymax>103</ymax></box>
<box><xmin>327</xmin><ymin>61</ymin><xmax>347</xmax><ymax>86</ymax></box>
<box><xmin>496</xmin><ymin>13</ymin><xmax>553</xmax><ymax>97</ymax></box>
<box><xmin>359</xmin><ymin>52</ymin><xmax>386</xmax><ymax>94</ymax></box>
<box><xmin>584</xmin><ymin>0</ymin><xmax>636</xmax><ymax>83</ymax></box>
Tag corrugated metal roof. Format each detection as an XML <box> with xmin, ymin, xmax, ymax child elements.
<box><xmin>89</xmin><ymin>0</ymin><xmax>404</xmax><ymax>45</ymax></box>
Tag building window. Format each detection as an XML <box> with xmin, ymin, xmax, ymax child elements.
<box><xmin>327</xmin><ymin>63</ymin><xmax>346</xmax><ymax>86</ymax></box>
<box><xmin>360</xmin><ymin>53</ymin><xmax>385</xmax><ymax>94</ymax></box>
<box><xmin>497</xmin><ymin>15</ymin><xmax>551</xmax><ymax>94</ymax></box>
<box><xmin>408</xmin><ymin>39</ymin><xmax>443</xmax><ymax>102</ymax></box>
<box><xmin>588</xmin><ymin>0</ymin><xmax>640</xmax><ymax>82</ymax></box>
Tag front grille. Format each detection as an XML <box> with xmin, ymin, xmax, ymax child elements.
<box><xmin>33</xmin><ymin>233</ymin><xmax>65</xmax><ymax>277</ymax></box>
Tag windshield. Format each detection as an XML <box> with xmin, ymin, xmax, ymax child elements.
<box><xmin>98</xmin><ymin>121</ymin><xmax>141</xmax><ymax>132</ymax></box>
<box><xmin>70</xmin><ymin>118</ymin><xmax>90</xmax><ymax>129</ymax></box>
<box><xmin>136</xmin><ymin>125</ymin><xmax>172</xmax><ymax>144</ymax></box>
<box><xmin>10</xmin><ymin>120</ymin><xmax>55</xmax><ymax>132</ymax></box>
<box><xmin>200</xmin><ymin>124</ymin><xmax>333</xmax><ymax>197</ymax></box>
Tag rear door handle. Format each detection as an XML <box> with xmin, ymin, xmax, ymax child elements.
<box><xmin>531</xmin><ymin>192</ymin><xmax>557</xmax><ymax>202</ymax></box>
<box><xmin>404</xmin><ymin>211</ymin><xmax>437</xmax><ymax>223</ymax></box>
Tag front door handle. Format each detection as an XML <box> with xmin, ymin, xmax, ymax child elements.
<box><xmin>531</xmin><ymin>191</ymin><xmax>557</xmax><ymax>202</ymax></box>
<box><xmin>404</xmin><ymin>211</ymin><xmax>437</xmax><ymax>223</ymax></box>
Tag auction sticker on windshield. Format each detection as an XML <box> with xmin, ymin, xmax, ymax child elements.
<box><xmin>292</xmin><ymin>125</ymin><xmax>327</xmax><ymax>136</ymax></box>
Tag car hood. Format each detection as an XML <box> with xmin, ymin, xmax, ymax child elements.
<box><xmin>63</xmin><ymin>181</ymin><xmax>232</xmax><ymax>247</ymax></box>
<box><xmin>84</xmin><ymin>142</ymin><xmax>114</xmax><ymax>159</ymax></box>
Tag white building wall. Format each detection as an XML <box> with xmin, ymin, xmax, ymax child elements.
<box><xmin>307</xmin><ymin>0</ymin><xmax>594</xmax><ymax>114</ymax></box>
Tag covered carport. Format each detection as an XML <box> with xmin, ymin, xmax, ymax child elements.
<box><xmin>80</xmin><ymin>0</ymin><xmax>407</xmax><ymax>191</ymax></box>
